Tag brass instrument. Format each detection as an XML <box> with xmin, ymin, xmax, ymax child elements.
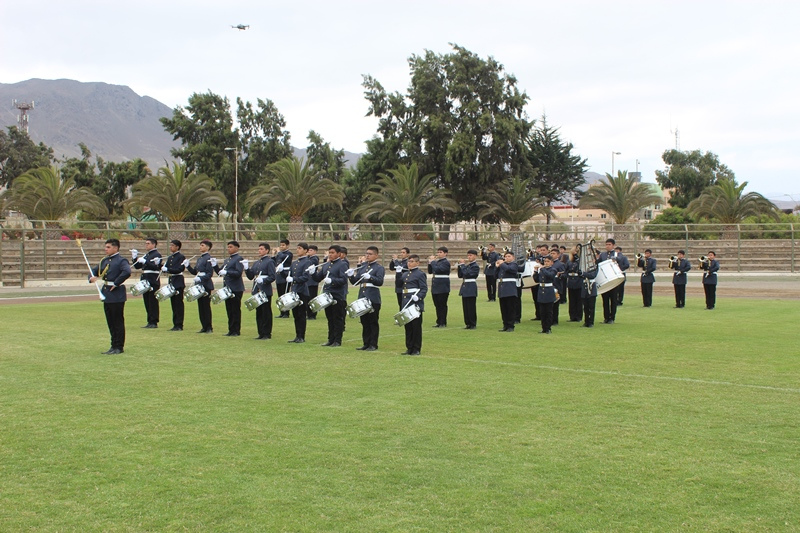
<box><xmin>699</xmin><ymin>255</ymin><xmax>709</xmax><ymax>264</ymax></box>
<box><xmin>575</xmin><ymin>239</ymin><xmax>598</xmax><ymax>293</ymax></box>
<box><xmin>668</xmin><ymin>255</ymin><xmax>679</xmax><ymax>269</ymax></box>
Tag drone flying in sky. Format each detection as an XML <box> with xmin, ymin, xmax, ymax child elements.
<box><xmin>231</xmin><ymin>24</ymin><xmax>249</xmax><ymax>30</ymax></box>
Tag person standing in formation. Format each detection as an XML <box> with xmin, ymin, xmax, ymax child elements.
<box><xmin>285</xmin><ymin>242</ymin><xmax>312</xmax><ymax>344</ymax></box>
<box><xmin>549</xmin><ymin>247</ymin><xmax>566</xmax><ymax>326</ymax></box>
<box><xmin>638</xmin><ymin>249</ymin><xmax>657</xmax><ymax>308</ymax></box>
<box><xmin>671</xmin><ymin>250</ymin><xmax>691</xmax><ymax>308</ymax></box>
<box><xmin>245</xmin><ymin>242</ymin><xmax>276</xmax><ymax>340</ymax></box>
<box><xmin>274</xmin><ymin>239</ymin><xmax>293</xmax><ymax>319</ymax></box>
<box><xmin>186</xmin><ymin>240</ymin><xmax>215</xmax><ymax>333</ymax></box>
<box><xmin>400</xmin><ymin>254</ymin><xmax>427</xmax><ymax>355</ymax></box>
<box><xmin>598</xmin><ymin>239</ymin><xmax>620</xmax><ymax>324</ymax></box>
<box><xmin>580</xmin><ymin>264</ymin><xmax>598</xmax><ymax>328</ymax></box>
<box><xmin>496</xmin><ymin>251</ymin><xmax>519</xmax><ymax>332</ymax></box>
<box><xmin>457</xmin><ymin>249</ymin><xmax>480</xmax><ymax>329</ymax></box>
<box><xmin>389</xmin><ymin>247</ymin><xmax>410</xmax><ymax>308</ymax></box>
<box><xmin>132</xmin><ymin>237</ymin><xmax>162</xmax><ymax>328</ymax></box>
<box><xmin>701</xmin><ymin>251</ymin><xmax>719</xmax><ymax>310</ymax></box>
<box><xmin>312</xmin><ymin>245</ymin><xmax>348</xmax><ymax>347</ymax></box>
<box><xmin>89</xmin><ymin>238</ymin><xmax>131</xmax><ymax>354</ymax></box>
<box><xmin>481</xmin><ymin>244</ymin><xmax>500</xmax><ymax>302</ymax></box>
<box><xmin>565</xmin><ymin>245</ymin><xmax>584</xmax><ymax>322</ymax></box>
<box><xmin>306</xmin><ymin>245</ymin><xmax>320</xmax><ymax>320</ymax></box>
<box><xmin>215</xmin><ymin>240</ymin><xmax>245</xmax><ymax>337</ymax></box>
<box><xmin>534</xmin><ymin>255</ymin><xmax>558</xmax><ymax>334</ymax></box>
<box><xmin>614</xmin><ymin>246</ymin><xmax>630</xmax><ymax>306</ymax></box>
<box><xmin>428</xmin><ymin>246</ymin><xmax>451</xmax><ymax>328</ymax></box>
<box><xmin>349</xmin><ymin>246</ymin><xmax>385</xmax><ymax>351</ymax></box>
<box><xmin>161</xmin><ymin>239</ymin><xmax>186</xmax><ymax>331</ymax></box>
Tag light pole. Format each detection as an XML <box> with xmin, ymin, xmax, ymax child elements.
<box><xmin>224</xmin><ymin>146</ymin><xmax>239</xmax><ymax>240</ymax></box>
<box><xmin>611</xmin><ymin>151</ymin><xmax>621</xmax><ymax>176</ymax></box>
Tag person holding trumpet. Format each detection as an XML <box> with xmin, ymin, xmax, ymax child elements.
<box><xmin>389</xmin><ymin>247</ymin><xmax>410</xmax><ymax>309</ymax></box>
<box><xmin>670</xmin><ymin>250</ymin><xmax>691</xmax><ymax>308</ymax></box>
<box><xmin>348</xmin><ymin>246</ymin><xmax>385</xmax><ymax>351</ymax></box>
<box><xmin>428</xmin><ymin>246</ymin><xmax>451</xmax><ymax>328</ymax></box>
<box><xmin>496</xmin><ymin>251</ymin><xmax>520</xmax><ymax>332</ymax></box>
<box><xmin>636</xmin><ymin>249</ymin><xmax>657</xmax><ymax>308</ymax></box>
<box><xmin>457</xmin><ymin>249</ymin><xmax>481</xmax><ymax>329</ymax></box>
<box><xmin>701</xmin><ymin>251</ymin><xmax>720</xmax><ymax>310</ymax></box>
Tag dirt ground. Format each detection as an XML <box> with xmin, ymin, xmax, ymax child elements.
<box><xmin>2</xmin><ymin>274</ymin><xmax>799</xmax><ymax>305</ymax></box>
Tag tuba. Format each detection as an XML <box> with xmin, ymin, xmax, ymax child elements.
<box><xmin>576</xmin><ymin>239</ymin><xmax>599</xmax><ymax>293</ymax></box>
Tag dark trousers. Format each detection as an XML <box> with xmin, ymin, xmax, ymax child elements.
<box><xmin>641</xmin><ymin>283</ymin><xmax>653</xmax><ymax>307</ymax></box>
<box><xmin>325</xmin><ymin>299</ymin><xmax>346</xmax><ymax>343</ymax></box>
<box><xmin>103</xmin><ymin>301</ymin><xmax>126</xmax><ymax>349</ymax></box>
<box><xmin>499</xmin><ymin>296</ymin><xmax>515</xmax><ymax>330</ymax></box>
<box><xmin>292</xmin><ymin>294</ymin><xmax>309</xmax><ymax>339</ymax></box>
<box><xmin>404</xmin><ymin>313</ymin><xmax>422</xmax><ymax>352</ymax></box>
<box><xmin>170</xmin><ymin>288</ymin><xmax>185</xmax><ymax>328</ymax></box>
<box><xmin>307</xmin><ymin>285</ymin><xmax>319</xmax><ymax>319</ymax></box>
<box><xmin>396</xmin><ymin>292</ymin><xmax>403</xmax><ymax>310</ymax></box>
<box><xmin>143</xmin><ymin>289</ymin><xmax>159</xmax><ymax>325</ymax></box>
<box><xmin>674</xmin><ymin>285</ymin><xmax>686</xmax><ymax>307</ymax></box>
<box><xmin>539</xmin><ymin>301</ymin><xmax>554</xmax><ymax>333</ymax></box>
<box><xmin>514</xmin><ymin>288</ymin><xmax>522</xmax><ymax>323</ymax></box>
<box><xmin>601</xmin><ymin>290</ymin><xmax>617</xmax><ymax>321</ymax></box>
<box><xmin>198</xmin><ymin>294</ymin><xmax>212</xmax><ymax>331</ymax></box>
<box><xmin>583</xmin><ymin>296</ymin><xmax>596</xmax><ymax>326</ymax></box>
<box><xmin>568</xmin><ymin>287</ymin><xmax>583</xmax><ymax>321</ymax></box>
<box><xmin>360</xmin><ymin>302</ymin><xmax>381</xmax><ymax>348</ymax></box>
<box><xmin>704</xmin><ymin>284</ymin><xmax>716</xmax><ymax>308</ymax></box>
<box><xmin>531</xmin><ymin>286</ymin><xmax>540</xmax><ymax>319</ymax></box>
<box><xmin>255</xmin><ymin>294</ymin><xmax>273</xmax><ymax>337</ymax></box>
<box><xmin>461</xmin><ymin>296</ymin><xmax>476</xmax><ymax>328</ymax></box>
<box><xmin>616</xmin><ymin>278</ymin><xmax>626</xmax><ymax>305</ymax></box>
<box><xmin>485</xmin><ymin>275</ymin><xmax>497</xmax><ymax>301</ymax></box>
<box><xmin>432</xmin><ymin>292</ymin><xmax>449</xmax><ymax>326</ymax></box>
<box><xmin>552</xmin><ymin>300</ymin><xmax>560</xmax><ymax>325</ymax></box>
<box><xmin>225</xmin><ymin>292</ymin><xmax>243</xmax><ymax>334</ymax></box>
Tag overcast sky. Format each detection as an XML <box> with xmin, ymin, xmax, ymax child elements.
<box><xmin>2</xmin><ymin>0</ymin><xmax>798</xmax><ymax>202</ymax></box>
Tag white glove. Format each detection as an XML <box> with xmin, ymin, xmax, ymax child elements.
<box><xmin>210</xmin><ymin>258</ymin><xmax>218</xmax><ymax>267</ymax></box>
<box><xmin>306</xmin><ymin>265</ymin><xmax>316</xmax><ymax>274</ymax></box>
<box><xmin>152</xmin><ymin>257</ymin><xmax>161</xmax><ymax>265</ymax></box>
<box><xmin>345</xmin><ymin>268</ymin><xmax>355</xmax><ymax>276</ymax></box>
<box><xmin>256</xmin><ymin>275</ymin><xmax>265</xmax><ymax>284</ymax></box>
<box><xmin>194</xmin><ymin>276</ymin><xmax>202</xmax><ymax>285</ymax></box>
<box><xmin>131</xmin><ymin>249</ymin><xmax>139</xmax><ymax>259</ymax></box>
<box><xmin>219</xmin><ymin>269</ymin><xmax>227</xmax><ymax>276</ymax></box>
<box><xmin>286</xmin><ymin>276</ymin><xmax>294</xmax><ymax>283</ymax></box>
<box><xmin>324</xmin><ymin>277</ymin><xmax>332</xmax><ymax>285</ymax></box>
<box><xmin>182</xmin><ymin>259</ymin><xmax>190</xmax><ymax>267</ymax></box>
<box><xmin>362</xmin><ymin>272</ymin><xmax>371</xmax><ymax>280</ymax></box>
<box><xmin>276</xmin><ymin>264</ymin><xmax>284</xmax><ymax>273</ymax></box>
<box><xmin>161</xmin><ymin>265</ymin><xmax>168</xmax><ymax>272</ymax></box>
<box><xmin>411</xmin><ymin>294</ymin><xmax>419</xmax><ymax>302</ymax></box>
<box><xmin>395</xmin><ymin>266</ymin><xmax>403</xmax><ymax>273</ymax></box>
<box><xmin>241</xmin><ymin>259</ymin><xmax>249</xmax><ymax>268</ymax></box>
<box><xmin>136</xmin><ymin>257</ymin><xmax>146</xmax><ymax>264</ymax></box>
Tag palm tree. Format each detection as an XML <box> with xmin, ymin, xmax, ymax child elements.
<box><xmin>578</xmin><ymin>170</ymin><xmax>663</xmax><ymax>224</ymax></box>
<box><xmin>687</xmin><ymin>178</ymin><xmax>778</xmax><ymax>238</ymax></box>
<box><xmin>477</xmin><ymin>176</ymin><xmax>552</xmax><ymax>231</ymax></box>
<box><xmin>353</xmin><ymin>163</ymin><xmax>459</xmax><ymax>240</ymax></box>
<box><xmin>246</xmin><ymin>157</ymin><xmax>344</xmax><ymax>240</ymax></box>
<box><xmin>127</xmin><ymin>162</ymin><xmax>226</xmax><ymax>239</ymax></box>
<box><xmin>6</xmin><ymin>166</ymin><xmax>107</xmax><ymax>237</ymax></box>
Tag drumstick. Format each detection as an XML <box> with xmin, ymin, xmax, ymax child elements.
<box><xmin>75</xmin><ymin>239</ymin><xmax>105</xmax><ymax>301</ymax></box>
<box><xmin>352</xmin><ymin>268</ymin><xmax>373</xmax><ymax>287</ymax></box>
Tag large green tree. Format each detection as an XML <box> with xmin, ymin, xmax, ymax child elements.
<box><xmin>302</xmin><ymin>130</ymin><xmax>354</xmax><ymax>223</ymax></box>
<box><xmin>353</xmin><ymin>163</ymin><xmax>459</xmax><ymax>240</ymax></box>
<box><xmin>361</xmin><ymin>44</ymin><xmax>531</xmax><ymax>221</ymax></box>
<box><xmin>686</xmin><ymin>178</ymin><xmax>778</xmax><ymax>224</ymax></box>
<box><xmin>525</xmin><ymin>115</ymin><xmax>588</xmax><ymax>226</ymax></box>
<box><xmin>655</xmin><ymin>149</ymin><xmax>735</xmax><ymax>208</ymax></box>
<box><xmin>477</xmin><ymin>175</ymin><xmax>552</xmax><ymax>231</ymax></box>
<box><xmin>578</xmin><ymin>171</ymin><xmax>663</xmax><ymax>224</ymax></box>
<box><xmin>0</xmin><ymin>126</ymin><xmax>54</xmax><ymax>188</ymax></box>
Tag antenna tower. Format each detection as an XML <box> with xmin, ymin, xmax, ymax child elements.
<box><xmin>670</xmin><ymin>126</ymin><xmax>680</xmax><ymax>151</ymax></box>
<box><xmin>13</xmin><ymin>99</ymin><xmax>35</xmax><ymax>134</ymax></box>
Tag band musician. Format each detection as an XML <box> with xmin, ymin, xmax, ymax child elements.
<box><xmin>701</xmin><ymin>251</ymin><xmax>719</xmax><ymax>310</ymax></box>
<box><xmin>131</xmin><ymin>237</ymin><xmax>162</xmax><ymax>328</ymax></box>
<box><xmin>671</xmin><ymin>250</ymin><xmax>691</xmax><ymax>308</ymax></box>
<box><xmin>161</xmin><ymin>239</ymin><xmax>186</xmax><ymax>331</ymax></box>
<box><xmin>89</xmin><ymin>238</ymin><xmax>131</xmax><ymax>354</ymax></box>
<box><xmin>637</xmin><ymin>249</ymin><xmax>656</xmax><ymax>308</ymax></box>
<box><xmin>348</xmin><ymin>246</ymin><xmax>385</xmax><ymax>351</ymax></box>
<box><xmin>457</xmin><ymin>249</ymin><xmax>480</xmax><ymax>329</ymax></box>
<box><xmin>245</xmin><ymin>243</ymin><xmax>276</xmax><ymax>340</ymax></box>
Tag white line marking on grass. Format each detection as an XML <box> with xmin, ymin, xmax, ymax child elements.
<box><xmin>429</xmin><ymin>356</ymin><xmax>800</xmax><ymax>394</ymax></box>
<box><xmin>0</xmin><ymin>293</ymin><xmax>96</xmax><ymax>301</ymax></box>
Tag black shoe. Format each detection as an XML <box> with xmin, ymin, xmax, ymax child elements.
<box><xmin>364</xmin><ymin>346</ymin><xmax>377</xmax><ymax>351</ymax></box>
<box><xmin>142</xmin><ymin>324</ymin><xmax>158</xmax><ymax>329</ymax></box>
<box><xmin>499</xmin><ymin>328</ymin><xmax>508</xmax><ymax>332</ymax></box>
<box><xmin>409</xmin><ymin>351</ymin><xmax>420</xmax><ymax>355</ymax></box>
<box><xmin>504</xmin><ymin>327</ymin><xmax>515</xmax><ymax>332</ymax></box>
<box><xmin>294</xmin><ymin>338</ymin><xmax>305</xmax><ymax>343</ymax></box>
<box><xmin>401</xmin><ymin>350</ymin><xmax>411</xmax><ymax>355</ymax></box>
<box><xmin>605</xmin><ymin>320</ymin><xmax>614</xmax><ymax>324</ymax></box>
<box><xmin>464</xmin><ymin>326</ymin><xmax>476</xmax><ymax>329</ymax></box>
<box><xmin>539</xmin><ymin>330</ymin><xmax>551</xmax><ymax>334</ymax></box>
<box><xmin>329</xmin><ymin>342</ymin><xmax>341</xmax><ymax>347</ymax></box>
<box><xmin>356</xmin><ymin>346</ymin><xmax>369</xmax><ymax>350</ymax></box>
<box><xmin>530</xmin><ymin>317</ymin><xmax>541</xmax><ymax>321</ymax></box>
<box><xmin>307</xmin><ymin>316</ymin><xmax>316</xmax><ymax>320</ymax></box>
<box><xmin>582</xmin><ymin>324</ymin><xmax>593</xmax><ymax>328</ymax></box>
<box><xmin>102</xmin><ymin>348</ymin><xmax>123</xmax><ymax>354</ymax></box>
<box><xmin>617</xmin><ymin>302</ymin><xmax>623</xmax><ymax>306</ymax></box>
<box><xmin>169</xmin><ymin>327</ymin><xmax>183</xmax><ymax>331</ymax></box>
<box><xmin>224</xmin><ymin>332</ymin><xmax>240</xmax><ymax>337</ymax></box>
<box><xmin>256</xmin><ymin>336</ymin><xmax>270</xmax><ymax>340</ymax></box>
<box><xmin>321</xmin><ymin>341</ymin><xmax>333</xmax><ymax>346</ymax></box>
<box><xmin>197</xmin><ymin>329</ymin><xmax>213</xmax><ymax>333</ymax></box>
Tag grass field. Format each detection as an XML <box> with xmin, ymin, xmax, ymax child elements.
<box><xmin>1</xmin><ymin>290</ymin><xmax>798</xmax><ymax>531</ymax></box>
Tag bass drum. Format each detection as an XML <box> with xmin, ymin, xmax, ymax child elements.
<box><xmin>595</xmin><ymin>259</ymin><xmax>625</xmax><ymax>295</ymax></box>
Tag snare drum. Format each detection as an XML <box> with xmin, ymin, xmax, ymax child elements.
<box><xmin>211</xmin><ymin>286</ymin><xmax>234</xmax><ymax>305</ymax></box>
<box><xmin>308</xmin><ymin>292</ymin><xmax>336</xmax><ymax>313</ymax></box>
<box><xmin>520</xmin><ymin>260</ymin><xmax>540</xmax><ymax>288</ymax></box>
<box><xmin>244</xmin><ymin>291</ymin><xmax>269</xmax><ymax>311</ymax></box>
<box><xmin>393</xmin><ymin>305</ymin><xmax>421</xmax><ymax>326</ymax></box>
<box><xmin>130</xmin><ymin>279</ymin><xmax>152</xmax><ymax>296</ymax></box>
<box><xmin>184</xmin><ymin>284</ymin><xmax>208</xmax><ymax>302</ymax></box>
<box><xmin>276</xmin><ymin>291</ymin><xmax>302</xmax><ymax>312</ymax></box>
<box><xmin>595</xmin><ymin>259</ymin><xmax>625</xmax><ymax>295</ymax></box>
<box><xmin>347</xmin><ymin>297</ymin><xmax>374</xmax><ymax>318</ymax></box>
<box><xmin>155</xmin><ymin>283</ymin><xmax>177</xmax><ymax>302</ymax></box>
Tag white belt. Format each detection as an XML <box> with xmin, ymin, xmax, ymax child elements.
<box><xmin>501</xmin><ymin>278</ymin><xmax>517</xmax><ymax>282</ymax></box>
<box><xmin>143</xmin><ymin>270</ymin><xmax>160</xmax><ymax>274</ymax></box>
<box><xmin>402</xmin><ymin>288</ymin><xmax>421</xmax><ymax>294</ymax></box>
<box><xmin>541</xmin><ymin>283</ymin><xmax>553</xmax><ymax>287</ymax></box>
<box><xmin>462</xmin><ymin>279</ymin><xmax>477</xmax><ymax>283</ymax></box>
<box><xmin>433</xmin><ymin>275</ymin><xmax>449</xmax><ymax>279</ymax></box>
<box><xmin>364</xmin><ymin>283</ymin><xmax>377</xmax><ymax>288</ymax></box>
<box><xmin>103</xmin><ymin>281</ymin><xmax>116</xmax><ymax>286</ymax></box>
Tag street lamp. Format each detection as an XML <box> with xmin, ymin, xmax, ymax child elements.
<box><xmin>224</xmin><ymin>146</ymin><xmax>239</xmax><ymax>240</ymax></box>
<box><xmin>611</xmin><ymin>151</ymin><xmax>621</xmax><ymax>176</ymax></box>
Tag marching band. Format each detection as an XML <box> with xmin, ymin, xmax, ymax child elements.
<box><xmin>90</xmin><ymin>237</ymin><xmax>723</xmax><ymax>354</ymax></box>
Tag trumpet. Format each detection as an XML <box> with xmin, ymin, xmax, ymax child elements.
<box><xmin>634</xmin><ymin>253</ymin><xmax>645</xmax><ymax>261</ymax></box>
<box><xmin>668</xmin><ymin>255</ymin><xmax>679</xmax><ymax>268</ymax></box>
<box><xmin>699</xmin><ymin>255</ymin><xmax>709</xmax><ymax>264</ymax></box>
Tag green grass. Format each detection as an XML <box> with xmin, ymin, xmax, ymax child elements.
<box><xmin>1</xmin><ymin>291</ymin><xmax>798</xmax><ymax>531</ymax></box>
